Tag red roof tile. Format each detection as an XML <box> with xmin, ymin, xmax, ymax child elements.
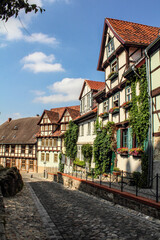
<box><xmin>106</xmin><ymin>18</ymin><xmax>160</xmax><ymax>45</ymax></box>
<box><xmin>79</xmin><ymin>80</ymin><xmax>105</xmax><ymax>99</ymax></box>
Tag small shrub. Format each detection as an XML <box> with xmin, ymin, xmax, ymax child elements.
<box><xmin>113</xmin><ymin>167</ymin><xmax>120</xmax><ymax>172</ymax></box>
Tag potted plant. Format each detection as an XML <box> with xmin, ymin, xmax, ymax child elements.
<box><xmin>113</xmin><ymin>167</ymin><xmax>121</xmax><ymax>176</ymax></box>
<box><xmin>121</xmin><ymin>101</ymin><xmax>132</xmax><ymax>109</ymax></box>
<box><xmin>117</xmin><ymin>147</ymin><xmax>128</xmax><ymax>156</ymax></box>
<box><xmin>109</xmin><ymin>107</ymin><xmax>119</xmax><ymax>114</ymax></box>
<box><xmin>129</xmin><ymin>148</ymin><xmax>143</xmax><ymax>157</ymax></box>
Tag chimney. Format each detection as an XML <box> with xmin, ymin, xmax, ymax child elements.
<box><xmin>8</xmin><ymin>118</ymin><xmax>12</xmax><ymax>122</ymax></box>
<box><xmin>36</xmin><ymin>114</ymin><xmax>39</xmax><ymax>117</ymax></box>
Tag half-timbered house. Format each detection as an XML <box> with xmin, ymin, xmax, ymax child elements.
<box><xmin>0</xmin><ymin>116</ymin><xmax>40</xmax><ymax>172</ymax></box>
<box><xmin>95</xmin><ymin>18</ymin><xmax>160</xmax><ymax>173</ymax></box>
<box><xmin>145</xmin><ymin>36</ymin><xmax>160</xmax><ymax>177</ymax></box>
<box><xmin>37</xmin><ymin>106</ymin><xmax>80</xmax><ymax>173</ymax></box>
<box><xmin>74</xmin><ymin>80</ymin><xmax>105</xmax><ymax>166</ymax></box>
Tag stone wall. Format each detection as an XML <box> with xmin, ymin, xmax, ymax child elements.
<box><xmin>56</xmin><ymin>172</ymin><xmax>160</xmax><ymax>219</ymax></box>
<box><xmin>0</xmin><ymin>188</ymin><xmax>6</xmax><ymax>240</ymax></box>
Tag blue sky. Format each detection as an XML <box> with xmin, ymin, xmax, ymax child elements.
<box><xmin>0</xmin><ymin>0</ymin><xmax>160</xmax><ymax>123</ymax></box>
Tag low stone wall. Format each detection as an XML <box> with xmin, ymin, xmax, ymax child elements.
<box><xmin>56</xmin><ymin>172</ymin><xmax>160</xmax><ymax>219</ymax></box>
<box><xmin>0</xmin><ymin>188</ymin><xmax>6</xmax><ymax>240</ymax></box>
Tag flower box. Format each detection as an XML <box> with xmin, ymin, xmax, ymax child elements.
<box><xmin>129</xmin><ymin>148</ymin><xmax>143</xmax><ymax>157</ymax></box>
<box><xmin>122</xmin><ymin>101</ymin><xmax>132</xmax><ymax>109</ymax></box>
<box><xmin>108</xmin><ymin>72</ymin><xmax>118</xmax><ymax>81</ymax></box>
<box><xmin>117</xmin><ymin>148</ymin><xmax>128</xmax><ymax>155</ymax></box>
<box><xmin>109</xmin><ymin>107</ymin><xmax>119</xmax><ymax>115</ymax></box>
<box><xmin>99</xmin><ymin>112</ymin><xmax>109</xmax><ymax>118</ymax></box>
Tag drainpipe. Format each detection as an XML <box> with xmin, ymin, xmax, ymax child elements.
<box><xmin>145</xmin><ymin>49</ymin><xmax>153</xmax><ymax>186</ymax></box>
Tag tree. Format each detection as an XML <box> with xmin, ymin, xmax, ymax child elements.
<box><xmin>0</xmin><ymin>0</ymin><xmax>45</xmax><ymax>21</ymax></box>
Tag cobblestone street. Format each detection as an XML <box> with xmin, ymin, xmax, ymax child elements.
<box><xmin>3</xmin><ymin>174</ymin><xmax>160</xmax><ymax>240</ymax></box>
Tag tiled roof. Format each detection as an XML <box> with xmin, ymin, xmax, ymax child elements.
<box><xmin>86</xmin><ymin>80</ymin><xmax>105</xmax><ymax>91</ymax></box>
<box><xmin>0</xmin><ymin>117</ymin><xmax>40</xmax><ymax>144</ymax></box>
<box><xmin>66</xmin><ymin>107</ymin><xmax>80</xmax><ymax>120</ymax></box>
<box><xmin>74</xmin><ymin>107</ymin><xmax>97</xmax><ymax>122</ymax></box>
<box><xmin>79</xmin><ymin>80</ymin><xmax>105</xmax><ymax>99</ymax></box>
<box><xmin>106</xmin><ymin>18</ymin><xmax>160</xmax><ymax>45</ymax></box>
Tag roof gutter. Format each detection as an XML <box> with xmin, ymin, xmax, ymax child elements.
<box><xmin>144</xmin><ymin>48</ymin><xmax>153</xmax><ymax>187</ymax></box>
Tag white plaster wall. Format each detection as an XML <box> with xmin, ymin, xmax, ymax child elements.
<box><xmin>150</xmin><ymin>50</ymin><xmax>160</xmax><ymax>71</ymax></box>
<box><xmin>118</xmin><ymin>51</ymin><xmax>126</xmax><ymax>69</ymax></box>
<box><xmin>117</xmin><ymin>154</ymin><xmax>141</xmax><ymax>173</ymax></box>
<box><xmin>111</xmin><ymin>78</ymin><xmax>118</xmax><ymax>89</ymax></box>
<box><xmin>151</xmin><ymin>69</ymin><xmax>160</xmax><ymax>90</ymax></box>
<box><xmin>130</xmin><ymin>49</ymin><xmax>141</xmax><ymax>62</ymax></box>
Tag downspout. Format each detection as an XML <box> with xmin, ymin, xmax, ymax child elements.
<box><xmin>145</xmin><ymin>49</ymin><xmax>153</xmax><ymax>187</ymax></box>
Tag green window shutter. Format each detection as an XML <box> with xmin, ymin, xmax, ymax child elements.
<box><xmin>144</xmin><ymin>136</ymin><xmax>148</xmax><ymax>152</ymax></box>
<box><xmin>128</xmin><ymin>128</ymin><xmax>132</xmax><ymax>149</ymax></box>
<box><xmin>117</xmin><ymin>129</ymin><xmax>120</xmax><ymax>149</ymax></box>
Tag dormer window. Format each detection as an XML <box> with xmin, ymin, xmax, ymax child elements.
<box><xmin>106</xmin><ymin>37</ymin><xmax>114</xmax><ymax>57</ymax></box>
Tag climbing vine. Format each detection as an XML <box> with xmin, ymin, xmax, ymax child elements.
<box><xmin>64</xmin><ymin>121</ymin><xmax>79</xmax><ymax>159</ymax></box>
<box><xmin>93</xmin><ymin>121</ymin><xmax>116</xmax><ymax>176</ymax></box>
<box><xmin>128</xmin><ymin>64</ymin><xmax>150</xmax><ymax>186</ymax></box>
<box><xmin>81</xmin><ymin>144</ymin><xmax>93</xmax><ymax>170</ymax></box>
<box><xmin>129</xmin><ymin>64</ymin><xmax>150</xmax><ymax>149</ymax></box>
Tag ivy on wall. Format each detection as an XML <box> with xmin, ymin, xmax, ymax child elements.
<box><xmin>129</xmin><ymin>64</ymin><xmax>150</xmax><ymax>149</ymax></box>
<box><xmin>93</xmin><ymin>121</ymin><xmax>116</xmax><ymax>176</ymax></box>
<box><xmin>64</xmin><ymin>121</ymin><xmax>79</xmax><ymax>159</ymax></box>
<box><xmin>128</xmin><ymin>64</ymin><xmax>150</xmax><ymax>186</ymax></box>
<box><xmin>81</xmin><ymin>144</ymin><xmax>93</xmax><ymax>170</ymax></box>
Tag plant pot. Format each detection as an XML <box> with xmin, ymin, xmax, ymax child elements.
<box><xmin>122</xmin><ymin>102</ymin><xmax>132</xmax><ymax>109</ymax></box>
<box><xmin>108</xmin><ymin>72</ymin><xmax>118</xmax><ymax>81</ymax></box>
<box><xmin>102</xmin><ymin>113</ymin><xmax>109</xmax><ymax>118</ymax></box>
<box><xmin>120</xmin><ymin>152</ymin><xmax>128</xmax><ymax>156</ymax></box>
<box><xmin>113</xmin><ymin>171</ymin><xmax>121</xmax><ymax>176</ymax></box>
<box><xmin>112</xmin><ymin>108</ymin><xmax>119</xmax><ymax>115</ymax></box>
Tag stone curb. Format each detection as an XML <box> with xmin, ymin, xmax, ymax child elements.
<box><xmin>27</xmin><ymin>182</ymin><xmax>63</xmax><ymax>240</ymax></box>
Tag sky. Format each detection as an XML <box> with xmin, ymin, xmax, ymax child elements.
<box><xmin>0</xmin><ymin>0</ymin><xmax>160</xmax><ymax>123</ymax></box>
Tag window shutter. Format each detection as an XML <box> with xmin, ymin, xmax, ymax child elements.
<box><xmin>128</xmin><ymin>128</ymin><xmax>132</xmax><ymax>149</ymax></box>
<box><xmin>144</xmin><ymin>135</ymin><xmax>148</xmax><ymax>152</ymax></box>
<box><xmin>117</xmin><ymin>129</ymin><xmax>120</xmax><ymax>149</ymax></box>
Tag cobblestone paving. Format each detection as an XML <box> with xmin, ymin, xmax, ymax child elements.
<box><xmin>3</xmin><ymin>181</ymin><xmax>49</xmax><ymax>240</ymax></box>
<box><xmin>29</xmin><ymin>177</ymin><xmax>160</xmax><ymax>240</ymax></box>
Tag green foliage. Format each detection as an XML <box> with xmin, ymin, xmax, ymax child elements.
<box><xmin>73</xmin><ymin>158</ymin><xmax>85</xmax><ymax>168</ymax></box>
<box><xmin>129</xmin><ymin>64</ymin><xmax>149</xmax><ymax>149</ymax></box>
<box><xmin>64</xmin><ymin>121</ymin><xmax>79</xmax><ymax>159</ymax></box>
<box><xmin>59</xmin><ymin>163</ymin><xmax>64</xmax><ymax>173</ymax></box>
<box><xmin>128</xmin><ymin>64</ymin><xmax>149</xmax><ymax>186</ymax></box>
<box><xmin>81</xmin><ymin>144</ymin><xmax>93</xmax><ymax>166</ymax></box>
<box><xmin>59</xmin><ymin>152</ymin><xmax>62</xmax><ymax>161</ymax></box>
<box><xmin>113</xmin><ymin>167</ymin><xmax>120</xmax><ymax>172</ymax></box>
<box><xmin>0</xmin><ymin>0</ymin><xmax>45</xmax><ymax>21</ymax></box>
<box><xmin>93</xmin><ymin>121</ymin><xmax>116</xmax><ymax>176</ymax></box>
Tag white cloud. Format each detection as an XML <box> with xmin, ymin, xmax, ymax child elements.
<box><xmin>25</xmin><ymin>33</ymin><xmax>58</xmax><ymax>45</ymax></box>
<box><xmin>30</xmin><ymin>90</ymin><xmax>46</xmax><ymax>96</ymax></box>
<box><xmin>22</xmin><ymin>51</ymin><xmax>64</xmax><ymax>73</ymax></box>
<box><xmin>0</xmin><ymin>43</ymin><xmax>7</xmax><ymax>48</ymax></box>
<box><xmin>12</xmin><ymin>113</ymin><xmax>22</xmax><ymax>119</ymax></box>
<box><xmin>33</xmin><ymin>77</ymin><xmax>84</xmax><ymax>103</ymax></box>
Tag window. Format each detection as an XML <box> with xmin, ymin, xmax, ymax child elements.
<box><xmin>21</xmin><ymin>145</ymin><xmax>25</xmax><ymax>154</ymax></box>
<box><xmin>29</xmin><ymin>145</ymin><xmax>33</xmax><ymax>154</ymax></box>
<box><xmin>111</xmin><ymin>59</ymin><xmax>118</xmax><ymax>72</ymax></box>
<box><xmin>93</xmin><ymin>121</ymin><xmax>96</xmax><ymax>135</ymax></box>
<box><xmin>113</xmin><ymin>93</ymin><xmax>119</xmax><ymax>107</ymax></box>
<box><xmin>54</xmin><ymin>154</ymin><xmax>58</xmax><ymax>162</ymax></box>
<box><xmin>103</xmin><ymin>100</ymin><xmax>109</xmax><ymax>112</ymax></box>
<box><xmin>88</xmin><ymin>122</ymin><xmax>91</xmax><ymax>135</ymax></box>
<box><xmin>81</xmin><ymin>124</ymin><xmax>84</xmax><ymax>136</ymax></box>
<box><xmin>54</xmin><ymin>139</ymin><xmax>57</xmax><ymax>147</ymax></box>
<box><xmin>5</xmin><ymin>145</ymin><xmax>9</xmax><ymax>153</ymax></box>
<box><xmin>21</xmin><ymin>160</ymin><xmax>26</xmax><ymax>169</ymax></box>
<box><xmin>106</xmin><ymin>38</ymin><xmax>114</xmax><ymax>57</ymax></box>
<box><xmin>46</xmin><ymin>153</ymin><xmax>49</xmax><ymax>162</ymax></box>
<box><xmin>46</xmin><ymin>138</ymin><xmax>49</xmax><ymax>146</ymax></box>
<box><xmin>41</xmin><ymin>125</ymin><xmax>44</xmax><ymax>132</ymax></box>
<box><xmin>41</xmin><ymin>153</ymin><xmax>45</xmax><ymax>161</ymax></box>
<box><xmin>126</xmin><ymin>86</ymin><xmax>132</xmax><ymax>101</ymax></box>
<box><xmin>12</xmin><ymin>159</ymin><xmax>16</xmax><ymax>167</ymax></box>
<box><xmin>29</xmin><ymin>160</ymin><xmax>34</xmax><ymax>170</ymax></box>
<box><xmin>122</xmin><ymin>129</ymin><xmax>128</xmax><ymax>148</ymax></box>
<box><xmin>49</xmin><ymin>139</ymin><xmax>52</xmax><ymax>147</ymax></box>
<box><xmin>45</xmin><ymin>125</ymin><xmax>49</xmax><ymax>131</ymax></box>
<box><xmin>81</xmin><ymin>98</ymin><xmax>85</xmax><ymax>113</ymax></box>
<box><xmin>41</xmin><ymin>138</ymin><xmax>44</xmax><ymax>146</ymax></box>
<box><xmin>11</xmin><ymin>145</ymin><xmax>15</xmax><ymax>154</ymax></box>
